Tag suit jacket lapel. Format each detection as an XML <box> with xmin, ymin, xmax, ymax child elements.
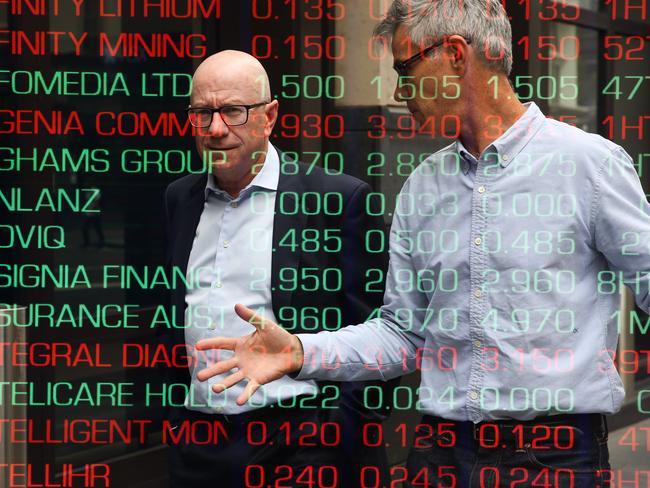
<box><xmin>174</xmin><ymin>174</ymin><xmax>206</xmax><ymax>275</ymax></box>
<box><xmin>272</xmin><ymin>162</ymin><xmax>308</xmax><ymax>317</ymax></box>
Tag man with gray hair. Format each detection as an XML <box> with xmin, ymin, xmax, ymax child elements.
<box><xmin>195</xmin><ymin>2</ymin><xmax>647</xmax><ymax>486</ymax></box>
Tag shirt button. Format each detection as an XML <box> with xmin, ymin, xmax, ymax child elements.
<box><xmin>502</xmin><ymin>154</ymin><xmax>509</xmax><ymax>161</ymax></box>
<box><xmin>478</xmin><ymin>186</ymin><xmax>486</xmax><ymax>193</ymax></box>
<box><xmin>223</xmin><ymin>241</ymin><xmax>230</xmax><ymax>248</ymax></box>
<box><xmin>215</xmin><ymin>282</ymin><xmax>222</xmax><ymax>288</ymax></box>
<box><xmin>209</xmin><ymin>322</ymin><xmax>217</xmax><ymax>330</ymax></box>
<box><xmin>474</xmin><ymin>340</ymin><xmax>482</xmax><ymax>348</ymax></box>
<box><xmin>474</xmin><ymin>289</ymin><xmax>482</xmax><ymax>298</ymax></box>
<box><xmin>215</xmin><ymin>406</ymin><xmax>223</xmax><ymax>413</ymax></box>
<box><xmin>469</xmin><ymin>391</ymin><xmax>479</xmax><ymax>400</ymax></box>
<box><xmin>474</xmin><ymin>237</ymin><xmax>482</xmax><ymax>246</ymax></box>
<box><xmin>230</xmin><ymin>202</ymin><xmax>238</xmax><ymax>208</ymax></box>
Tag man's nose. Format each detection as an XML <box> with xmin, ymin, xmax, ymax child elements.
<box><xmin>207</xmin><ymin>112</ymin><xmax>230</xmax><ymax>137</ymax></box>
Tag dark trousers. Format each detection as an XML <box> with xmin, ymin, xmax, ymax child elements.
<box><xmin>404</xmin><ymin>413</ymin><xmax>611</xmax><ymax>488</ymax></box>
<box><xmin>167</xmin><ymin>404</ymin><xmax>389</xmax><ymax>488</ymax></box>
<box><xmin>402</xmin><ymin>414</ymin><xmax>610</xmax><ymax>488</ymax></box>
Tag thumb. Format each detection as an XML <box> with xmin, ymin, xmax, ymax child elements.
<box><xmin>234</xmin><ymin>303</ymin><xmax>272</xmax><ymax>330</ymax></box>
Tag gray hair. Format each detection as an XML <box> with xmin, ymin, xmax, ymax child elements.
<box><xmin>374</xmin><ymin>0</ymin><xmax>513</xmax><ymax>76</ymax></box>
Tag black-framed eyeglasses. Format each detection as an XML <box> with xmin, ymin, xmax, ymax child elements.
<box><xmin>186</xmin><ymin>101</ymin><xmax>270</xmax><ymax>128</ymax></box>
<box><xmin>393</xmin><ymin>37</ymin><xmax>472</xmax><ymax>77</ymax></box>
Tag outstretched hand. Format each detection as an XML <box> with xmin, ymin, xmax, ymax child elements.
<box><xmin>195</xmin><ymin>304</ymin><xmax>304</xmax><ymax>405</ymax></box>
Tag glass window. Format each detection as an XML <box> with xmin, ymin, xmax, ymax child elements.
<box><xmin>573</xmin><ymin>0</ymin><xmax>599</xmax><ymax>11</ymax></box>
<box><xmin>546</xmin><ymin>22</ymin><xmax>598</xmax><ymax>133</ymax></box>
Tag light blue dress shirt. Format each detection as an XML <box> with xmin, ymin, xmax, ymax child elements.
<box><xmin>297</xmin><ymin>102</ymin><xmax>649</xmax><ymax>422</ymax></box>
<box><xmin>185</xmin><ymin>143</ymin><xmax>318</xmax><ymax>414</ymax></box>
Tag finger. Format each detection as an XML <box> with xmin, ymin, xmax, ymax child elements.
<box><xmin>234</xmin><ymin>303</ymin><xmax>274</xmax><ymax>331</ymax></box>
<box><xmin>212</xmin><ymin>370</ymin><xmax>245</xmax><ymax>393</ymax></box>
<box><xmin>196</xmin><ymin>337</ymin><xmax>238</xmax><ymax>351</ymax></box>
<box><xmin>196</xmin><ymin>357</ymin><xmax>238</xmax><ymax>382</ymax></box>
<box><xmin>237</xmin><ymin>379</ymin><xmax>261</xmax><ymax>406</ymax></box>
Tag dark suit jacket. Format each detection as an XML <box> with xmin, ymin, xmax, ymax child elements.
<box><xmin>160</xmin><ymin>154</ymin><xmax>395</xmax><ymax>424</ymax></box>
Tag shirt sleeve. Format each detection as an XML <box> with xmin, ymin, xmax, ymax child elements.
<box><xmin>594</xmin><ymin>146</ymin><xmax>650</xmax><ymax>313</ymax></box>
<box><xmin>296</xmin><ymin>191</ymin><xmax>430</xmax><ymax>382</ymax></box>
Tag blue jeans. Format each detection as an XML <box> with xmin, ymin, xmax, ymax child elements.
<box><xmin>404</xmin><ymin>414</ymin><xmax>611</xmax><ymax>488</ymax></box>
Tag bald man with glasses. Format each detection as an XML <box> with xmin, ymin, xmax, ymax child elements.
<box><xmin>160</xmin><ymin>50</ymin><xmax>396</xmax><ymax>487</ymax></box>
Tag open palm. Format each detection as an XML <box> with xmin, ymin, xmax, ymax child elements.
<box><xmin>195</xmin><ymin>303</ymin><xmax>304</xmax><ymax>405</ymax></box>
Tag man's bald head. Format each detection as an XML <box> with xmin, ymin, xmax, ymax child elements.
<box><xmin>189</xmin><ymin>50</ymin><xmax>279</xmax><ymax>197</ymax></box>
<box><xmin>191</xmin><ymin>50</ymin><xmax>271</xmax><ymax>105</ymax></box>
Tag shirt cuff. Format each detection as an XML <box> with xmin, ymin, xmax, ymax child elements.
<box><xmin>293</xmin><ymin>333</ymin><xmax>324</xmax><ymax>380</ymax></box>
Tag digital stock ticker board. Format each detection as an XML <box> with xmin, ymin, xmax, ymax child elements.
<box><xmin>1</xmin><ymin>0</ymin><xmax>650</xmax><ymax>487</ymax></box>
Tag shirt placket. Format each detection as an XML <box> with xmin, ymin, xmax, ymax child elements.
<box><xmin>466</xmin><ymin>152</ymin><xmax>492</xmax><ymax>422</ymax></box>
<box><xmin>210</xmin><ymin>196</ymin><xmax>239</xmax><ymax>327</ymax></box>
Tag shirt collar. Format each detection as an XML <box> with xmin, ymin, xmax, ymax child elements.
<box><xmin>456</xmin><ymin>102</ymin><xmax>545</xmax><ymax>168</ymax></box>
<box><xmin>205</xmin><ymin>142</ymin><xmax>280</xmax><ymax>200</ymax></box>
<box><xmin>456</xmin><ymin>140</ymin><xmax>478</xmax><ymax>169</ymax></box>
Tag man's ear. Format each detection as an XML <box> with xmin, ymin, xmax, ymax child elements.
<box><xmin>265</xmin><ymin>100</ymin><xmax>279</xmax><ymax>135</ymax></box>
<box><xmin>446</xmin><ymin>35</ymin><xmax>470</xmax><ymax>72</ymax></box>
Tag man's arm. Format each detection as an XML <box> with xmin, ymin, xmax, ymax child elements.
<box><xmin>296</xmin><ymin>188</ymin><xmax>427</xmax><ymax>381</ymax></box>
<box><xmin>594</xmin><ymin>147</ymin><xmax>650</xmax><ymax>312</ymax></box>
